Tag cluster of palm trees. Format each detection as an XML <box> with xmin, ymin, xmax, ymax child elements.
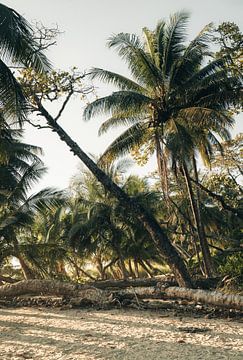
<box><xmin>0</xmin><ymin>5</ymin><xmax>242</xmax><ymax>287</ymax></box>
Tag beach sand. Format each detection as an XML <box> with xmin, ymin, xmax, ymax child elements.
<box><xmin>0</xmin><ymin>307</ymin><xmax>242</xmax><ymax>359</ymax></box>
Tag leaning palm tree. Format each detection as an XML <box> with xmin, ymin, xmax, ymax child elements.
<box><xmin>0</xmin><ymin>3</ymin><xmax>50</xmax><ymax>122</ymax></box>
<box><xmin>83</xmin><ymin>12</ymin><xmax>242</xmax><ymax>276</ymax></box>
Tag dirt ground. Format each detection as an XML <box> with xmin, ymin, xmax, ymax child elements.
<box><xmin>0</xmin><ymin>307</ymin><xmax>242</xmax><ymax>360</ymax></box>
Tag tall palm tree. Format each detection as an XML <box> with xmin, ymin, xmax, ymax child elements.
<box><xmin>0</xmin><ymin>3</ymin><xmax>50</xmax><ymax>122</ymax></box>
<box><xmin>83</xmin><ymin>12</ymin><xmax>242</xmax><ymax>277</ymax></box>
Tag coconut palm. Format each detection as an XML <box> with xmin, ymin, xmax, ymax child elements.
<box><xmin>0</xmin><ymin>3</ymin><xmax>50</xmax><ymax>122</ymax></box>
<box><xmin>83</xmin><ymin>12</ymin><xmax>242</xmax><ymax>276</ymax></box>
<box><xmin>69</xmin><ymin>160</ymin><xmax>163</xmax><ymax>279</ymax></box>
<box><xmin>0</xmin><ymin>124</ymin><xmax>64</xmax><ymax>279</ymax></box>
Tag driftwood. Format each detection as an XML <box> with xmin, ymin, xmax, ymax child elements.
<box><xmin>0</xmin><ymin>279</ymin><xmax>242</xmax><ymax>311</ymax></box>
<box><xmin>90</xmin><ymin>276</ymin><xmax>219</xmax><ymax>290</ymax></box>
<box><xmin>163</xmin><ymin>287</ymin><xmax>243</xmax><ymax>311</ymax></box>
<box><xmin>89</xmin><ymin>275</ymin><xmax>176</xmax><ymax>289</ymax></box>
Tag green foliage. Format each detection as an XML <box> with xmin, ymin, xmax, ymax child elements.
<box><xmin>217</xmin><ymin>253</ymin><xmax>243</xmax><ymax>291</ymax></box>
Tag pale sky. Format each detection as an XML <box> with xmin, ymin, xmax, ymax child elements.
<box><xmin>3</xmin><ymin>0</ymin><xmax>243</xmax><ymax>192</ymax></box>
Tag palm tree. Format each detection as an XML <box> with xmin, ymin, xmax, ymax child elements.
<box><xmin>0</xmin><ymin>123</ymin><xmax>63</xmax><ymax>279</ymax></box>
<box><xmin>83</xmin><ymin>12</ymin><xmax>242</xmax><ymax>277</ymax></box>
<box><xmin>69</xmin><ymin>160</ymin><xmax>163</xmax><ymax>280</ymax></box>
<box><xmin>0</xmin><ymin>3</ymin><xmax>50</xmax><ymax>122</ymax></box>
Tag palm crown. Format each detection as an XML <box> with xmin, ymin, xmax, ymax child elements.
<box><xmin>0</xmin><ymin>3</ymin><xmax>51</xmax><ymax>122</ymax></box>
<box><xmin>84</xmin><ymin>12</ymin><xmax>241</xmax><ymax>166</ymax></box>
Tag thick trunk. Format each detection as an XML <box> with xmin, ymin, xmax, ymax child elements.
<box><xmin>182</xmin><ymin>162</ymin><xmax>214</xmax><ymax>278</ymax></box>
<box><xmin>0</xmin><ymin>279</ymin><xmax>242</xmax><ymax>310</ymax></box>
<box><xmin>164</xmin><ymin>287</ymin><xmax>243</xmax><ymax>311</ymax></box>
<box><xmin>35</xmin><ymin>99</ymin><xmax>192</xmax><ymax>288</ymax></box>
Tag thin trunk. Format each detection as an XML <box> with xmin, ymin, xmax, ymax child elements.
<box><xmin>35</xmin><ymin>98</ymin><xmax>193</xmax><ymax>288</ymax></box>
<box><xmin>128</xmin><ymin>259</ymin><xmax>136</xmax><ymax>279</ymax></box>
<box><xmin>138</xmin><ymin>259</ymin><xmax>153</xmax><ymax>278</ymax></box>
<box><xmin>17</xmin><ymin>255</ymin><xmax>35</xmax><ymax>280</ymax></box>
<box><xmin>182</xmin><ymin>162</ymin><xmax>213</xmax><ymax>278</ymax></box>
<box><xmin>68</xmin><ymin>256</ymin><xmax>96</xmax><ymax>281</ymax></box>
<box><xmin>155</xmin><ymin>133</ymin><xmax>169</xmax><ymax>204</ymax></box>
<box><xmin>168</xmin><ymin>195</ymin><xmax>204</xmax><ymax>275</ymax></box>
<box><xmin>12</xmin><ymin>239</ymin><xmax>35</xmax><ymax>280</ymax></box>
<box><xmin>134</xmin><ymin>259</ymin><xmax>139</xmax><ymax>278</ymax></box>
<box><xmin>96</xmin><ymin>255</ymin><xmax>106</xmax><ymax>280</ymax></box>
<box><xmin>112</xmin><ymin>240</ymin><xmax>129</xmax><ymax>280</ymax></box>
<box><xmin>192</xmin><ymin>157</ymin><xmax>215</xmax><ymax>275</ymax></box>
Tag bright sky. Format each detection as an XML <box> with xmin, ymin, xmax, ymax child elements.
<box><xmin>3</xmin><ymin>0</ymin><xmax>243</xmax><ymax>192</ymax></box>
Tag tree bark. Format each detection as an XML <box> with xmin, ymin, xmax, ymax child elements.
<box><xmin>0</xmin><ymin>279</ymin><xmax>242</xmax><ymax>310</ymax></box>
<box><xmin>164</xmin><ymin>286</ymin><xmax>243</xmax><ymax>311</ymax></box>
<box><xmin>34</xmin><ymin>97</ymin><xmax>193</xmax><ymax>288</ymax></box>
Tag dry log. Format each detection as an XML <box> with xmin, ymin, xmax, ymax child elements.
<box><xmin>89</xmin><ymin>275</ymin><xmax>176</xmax><ymax>289</ymax></box>
<box><xmin>90</xmin><ymin>276</ymin><xmax>219</xmax><ymax>290</ymax></box>
<box><xmin>164</xmin><ymin>287</ymin><xmax>243</xmax><ymax>311</ymax></box>
<box><xmin>0</xmin><ymin>279</ymin><xmax>242</xmax><ymax>311</ymax></box>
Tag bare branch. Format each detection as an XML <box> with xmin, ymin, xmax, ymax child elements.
<box><xmin>55</xmin><ymin>89</ymin><xmax>74</xmax><ymax>121</ymax></box>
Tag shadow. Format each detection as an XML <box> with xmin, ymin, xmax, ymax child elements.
<box><xmin>0</xmin><ymin>309</ymin><xmax>243</xmax><ymax>359</ymax></box>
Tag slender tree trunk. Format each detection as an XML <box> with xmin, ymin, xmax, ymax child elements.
<box><xmin>17</xmin><ymin>255</ymin><xmax>35</xmax><ymax>280</ymax></box>
<box><xmin>12</xmin><ymin>239</ymin><xmax>35</xmax><ymax>280</ymax></box>
<box><xmin>34</xmin><ymin>98</ymin><xmax>193</xmax><ymax>288</ymax></box>
<box><xmin>182</xmin><ymin>162</ymin><xmax>214</xmax><ymax>278</ymax></box>
<box><xmin>96</xmin><ymin>255</ymin><xmax>106</xmax><ymax>280</ymax></box>
<box><xmin>128</xmin><ymin>259</ymin><xmax>136</xmax><ymax>278</ymax></box>
<box><xmin>192</xmin><ymin>157</ymin><xmax>215</xmax><ymax>275</ymax></box>
<box><xmin>112</xmin><ymin>240</ymin><xmax>129</xmax><ymax>280</ymax></box>
<box><xmin>138</xmin><ymin>259</ymin><xmax>153</xmax><ymax>277</ymax></box>
<box><xmin>134</xmin><ymin>259</ymin><xmax>139</xmax><ymax>278</ymax></box>
<box><xmin>155</xmin><ymin>133</ymin><xmax>169</xmax><ymax>204</ymax></box>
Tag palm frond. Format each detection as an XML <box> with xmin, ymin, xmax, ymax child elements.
<box><xmin>108</xmin><ymin>32</ymin><xmax>163</xmax><ymax>87</ymax></box>
<box><xmin>83</xmin><ymin>91</ymin><xmax>152</xmax><ymax>121</ymax></box>
<box><xmin>89</xmin><ymin>67</ymin><xmax>147</xmax><ymax>93</ymax></box>
<box><xmin>163</xmin><ymin>11</ymin><xmax>189</xmax><ymax>76</ymax></box>
<box><xmin>101</xmin><ymin>123</ymin><xmax>150</xmax><ymax>161</ymax></box>
<box><xmin>0</xmin><ymin>59</ymin><xmax>29</xmax><ymax>122</ymax></box>
<box><xmin>98</xmin><ymin>111</ymin><xmax>147</xmax><ymax>136</ymax></box>
<box><xmin>0</xmin><ymin>3</ymin><xmax>51</xmax><ymax>72</ymax></box>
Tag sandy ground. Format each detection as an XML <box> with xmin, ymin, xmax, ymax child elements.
<box><xmin>0</xmin><ymin>307</ymin><xmax>242</xmax><ymax>360</ymax></box>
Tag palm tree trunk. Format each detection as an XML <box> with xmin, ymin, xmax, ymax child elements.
<box><xmin>17</xmin><ymin>255</ymin><xmax>35</xmax><ymax>280</ymax></box>
<box><xmin>134</xmin><ymin>259</ymin><xmax>139</xmax><ymax>278</ymax></box>
<box><xmin>128</xmin><ymin>259</ymin><xmax>136</xmax><ymax>278</ymax></box>
<box><xmin>192</xmin><ymin>157</ymin><xmax>215</xmax><ymax>275</ymax></box>
<box><xmin>138</xmin><ymin>259</ymin><xmax>153</xmax><ymax>277</ymax></box>
<box><xmin>155</xmin><ymin>133</ymin><xmax>169</xmax><ymax>203</ymax></box>
<box><xmin>182</xmin><ymin>161</ymin><xmax>214</xmax><ymax>277</ymax></box>
<box><xmin>34</xmin><ymin>98</ymin><xmax>193</xmax><ymax>288</ymax></box>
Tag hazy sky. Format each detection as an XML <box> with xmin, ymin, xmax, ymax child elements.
<box><xmin>3</xmin><ymin>0</ymin><xmax>243</xmax><ymax>191</ymax></box>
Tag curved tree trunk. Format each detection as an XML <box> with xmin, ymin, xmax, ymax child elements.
<box><xmin>182</xmin><ymin>162</ymin><xmax>214</xmax><ymax>278</ymax></box>
<box><xmin>34</xmin><ymin>98</ymin><xmax>193</xmax><ymax>288</ymax></box>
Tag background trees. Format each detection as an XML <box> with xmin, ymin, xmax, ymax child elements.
<box><xmin>0</xmin><ymin>5</ymin><xmax>241</xmax><ymax>289</ymax></box>
<box><xmin>84</xmin><ymin>12</ymin><xmax>242</xmax><ymax>278</ymax></box>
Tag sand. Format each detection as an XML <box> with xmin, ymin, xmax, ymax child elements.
<box><xmin>0</xmin><ymin>307</ymin><xmax>242</xmax><ymax>359</ymax></box>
